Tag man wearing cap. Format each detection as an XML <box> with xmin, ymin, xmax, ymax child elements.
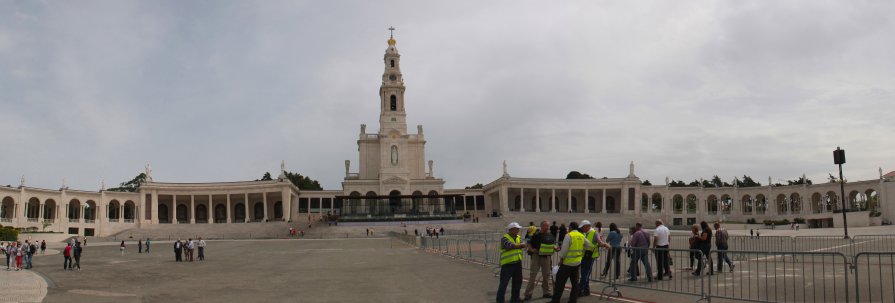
<box><xmin>550</xmin><ymin>222</ymin><xmax>593</xmax><ymax>303</ymax></box>
<box><xmin>497</xmin><ymin>222</ymin><xmax>527</xmax><ymax>303</ymax></box>
<box><xmin>523</xmin><ymin>220</ymin><xmax>556</xmax><ymax>301</ymax></box>
<box><xmin>578</xmin><ymin>220</ymin><xmax>610</xmax><ymax>297</ymax></box>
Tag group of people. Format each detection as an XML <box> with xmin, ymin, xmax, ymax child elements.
<box><xmin>495</xmin><ymin>219</ymin><xmax>737</xmax><ymax>303</ymax></box>
<box><xmin>288</xmin><ymin>227</ymin><xmax>305</xmax><ymax>237</ymax></box>
<box><xmin>2</xmin><ymin>239</ymin><xmax>46</xmax><ymax>271</ymax></box>
<box><xmin>173</xmin><ymin>238</ymin><xmax>206</xmax><ymax>262</ymax></box>
<box><xmin>63</xmin><ymin>239</ymin><xmax>83</xmax><ymax>271</ymax></box>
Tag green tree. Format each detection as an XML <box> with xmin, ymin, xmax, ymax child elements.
<box><xmin>641</xmin><ymin>180</ymin><xmax>652</xmax><ymax>186</ymax></box>
<box><xmin>260</xmin><ymin>172</ymin><xmax>273</xmax><ymax>181</ymax></box>
<box><xmin>283</xmin><ymin>171</ymin><xmax>323</xmax><ymax>190</ymax></box>
<box><xmin>737</xmin><ymin>175</ymin><xmax>761</xmax><ymax>187</ymax></box>
<box><xmin>465</xmin><ymin>183</ymin><xmax>484</xmax><ymax>189</ymax></box>
<box><xmin>107</xmin><ymin>173</ymin><xmax>147</xmax><ymax>192</ymax></box>
<box><xmin>688</xmin><ymin>180</ymin><xmax>702</xmax><ymax>187</ymax></box>
<box><xmin>566</xmin><ymin>171</ymin><xmax>594</xmax><ymax>179</ymax></box>
<box><xmin>786</xmin><ymin>176</ymin><xmax>813</xmax><ymax>186</ymax></box>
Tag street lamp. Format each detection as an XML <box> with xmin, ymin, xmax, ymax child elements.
<box><xmin>834</xmin><ymin>147</ymin><xmax>849</xmax><ymax>239</ymax></box>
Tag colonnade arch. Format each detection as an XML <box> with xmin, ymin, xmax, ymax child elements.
<box><xmin>0</xmin><ymin>197</ymin><xmax>14</xmax><ymax>220</ymax></box>
<box><xmin>68</xmin><ymin>199</ymin><xmax>81</xmax><ymax>221</ymax></box>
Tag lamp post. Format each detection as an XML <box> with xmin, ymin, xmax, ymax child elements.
<box><xmin>834</xmin><ymin>147</ymin><xmax>848</xmax><ymax>239</ymax></box>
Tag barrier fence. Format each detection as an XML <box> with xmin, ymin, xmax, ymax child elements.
<box><xmin>403</xmin><ymin>233</ymin><xmax>895</xmax><ymax>302</ymax></box>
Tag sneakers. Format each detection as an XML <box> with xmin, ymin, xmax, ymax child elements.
<box><xmin>730</xmin><ymin>265</ymin><xmax>735</xmax><ymax>272</ymax></box>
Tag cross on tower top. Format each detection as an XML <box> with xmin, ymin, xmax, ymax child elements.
<box><xmin>388</xmin><ymin>26</ymin><xmax>395</xmax><ymax>38</ymax></box>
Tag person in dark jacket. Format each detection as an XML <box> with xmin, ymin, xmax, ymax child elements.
<box><xmin>73</xmin><ymin>242</ymin><xmax>82</xmax><ymax>270</ymax></box>
<box><xmin>173</xmin><ymin>239</ymin><xmax>183</xmax><ymax>262</ymax></box>
<box><xmin>550</xmin><ymin>222</ymin><xmax>558</xmax><ymax>239</ymax></box>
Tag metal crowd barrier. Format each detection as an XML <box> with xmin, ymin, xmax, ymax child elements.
<box><xmin>852</xmin><ymin>252</ymin><xmax>895</xmax><ymax>303</ymax></box>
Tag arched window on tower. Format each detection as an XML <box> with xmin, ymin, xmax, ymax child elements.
<box><xmin>390</xmin><ymin>60</ymin><xmax>395</xmax><ymax>67</ymax></box>
<box><xmin>390</xmin><ymin>95</ymin><xmax>397</xmax><ymax>111</ymax></box>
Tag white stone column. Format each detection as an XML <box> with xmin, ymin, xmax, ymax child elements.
<box><xmin>38</xmin><ymin>203</ymin><xmax>45</xmax><ymax>222</ymax></box>
<box><xmin>119</xmin><ymin>204</ymin><xmax>124</xmax><ymax>223</ymax></box>
<box><xmin>567</xmin><ymin>188</ymin><xmax>572</xmax><ymax>212</ymax></box>
<box><xmin>499</xmin><ymin>186</ymin><xmax>509</xmax><ymax>213</ymax></box>
<box><xmin>81</xmin><ymin>204</ymin><xmax>86</xmax><ymax>223</ymax></box>
<box><xmin>551</xmin><ymin>189</ymin><xmax>556</xmax><ymax>212</ymax></box>
<box><xmin>520</xmin><ymin>188</ymin><xmax>525</xmax><ymax>212</ymax></box>
<box><xmin>585</xmin><ymin>188</ymin><xmax>589</xmax><ymax>213</ymax></box>
<box><xmin>283</xmin><ymin>188</ymin><xmax>291</xmax><ymax>222</ymax></box>
<box><xmin>151</xmin><ymin>190</ymin><xmax>158</xmax><ymax>224</ymax></box>
<box><xmin>621</xmin><ymin>186</ymin><xmax>628</xmax><ymax>215</ymax></box>
<box><xmin>602</xmin><ymin>189</ymin><xmax>607</xmax><ymax>213</ymax></box>
<box><xmin>263</xmin><ymin>192</ymin><xmax>269</xmax><ymax>221</ymax></box>
<box><xmin>226</xmin><ymin>194</ymin><xmax>232</xmax><ymax>223</ymax></box>
<box><xmin>190</xmin><ymin>195</ymin><xmax>196</xmax><ymax>224</ymax></box>
<box><xmin>172</xmin><ymin>194</ymin><xmax>178</xmax><ymax>224</ymax></box>
<box><xmin>244</xmin><ymin>193</ymin><xmax>250</xmax><ymax>222</ymax></box>
<box><xmin>535</xmin><ymin>188</ymin><xmax>541</xmax><ymax>212</ymax></box>
<box><xmin>208</xmin><ymin>195</ymin><xmax>214</xmax><ymax>224</ymax></box>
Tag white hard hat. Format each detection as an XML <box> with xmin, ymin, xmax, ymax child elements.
<box><xmin>507</xmin><ymin>222</ymin><xmax>522</xmax><ymax>230</ymax></box>
<box><xmin>581</xmin><ymin>220</ymin><xmax>592</xmax><ymax>226</ymax></box>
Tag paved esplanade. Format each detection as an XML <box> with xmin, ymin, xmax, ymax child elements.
<box><xmin>27</xmin><ymin>238</ymin><xmax>512</xmax><ymax>303</ymax></box>
<box><xmin>0</xmin><ymin>267</ymin><xmax>48</xmax><ymax>303</ymax></box>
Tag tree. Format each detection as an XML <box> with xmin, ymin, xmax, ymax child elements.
<box><xmin>283</xmin><ymin>171</ymin><xmax>323</xmax><ymax>190</ymax></box>
<box><xmin>737</xmin><ymin>175</ymin><xmax>761</xmax><ymax>187</ymax></box>
<box><xmin>566</xmin><ymin>171</ymin><xmax>594</xmax><ymax>179</ymax></box>
<box><xmin>688</xmin><ymin>180</ymin><xmax>702</xmax><ymax>187</ymax></box>
<box><xmin>786</xmin><ymin>176</ymin><xmax>812</xmax><ymax>186</ymax></box>
<box><xmin>641</xmin><ymin>180</ymin><xmax>652</xmax><ymax>186</ymax></box>
<box><xmin>107</xmin><ymin>173</ymin><xmax>147</xmax><ymax>192</ymax></box>
<box><xmin>465</xmin><ymin>183</ymin><xmax>484</xmax><ymax>190</ymax></box>
<box><xmin>259</xmin><ymin>172</ymin><xmax>273</xmax><ymax>181</ymax></box>
<box><xmin>668</xmin><ymin>180</ymin><xmax>689</xmax><ymax>187</ymax></box>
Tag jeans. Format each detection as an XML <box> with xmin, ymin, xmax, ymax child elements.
<box><xmin>695</xmin><ymin>248</ymin><xmax>714</xmax><ymax>275</ymax></box>
<box><xmin>655</xmin><ymin>245</ymin><xmax>670</xmax><ymax>278</ymax></box>
<box><xmin>628</xmin><ymin>248</ymin><xmax>652</xmax><ymax>281</ymax></box>
<box><xmin>73</xmin><ymin>255</ymin><xmax>81</xmax><ymax>270</ymax></box>
<box><xmin>601</xmin><ymin>247</ymin><xmax>622</xmax><ymax>279</ymax></box>
<box><xmin>63</xmin><ymin>256</ymin><xmax>71</xmax><ymax>269</ymax></box>
<box><xmin>496</xmin><ymin>262</ymin><xmax>522</xmax><ymax>303</ymax></box>
<box><xmin>578</xmin><ymin>253</ymin><xmax>595</xmax><ymax>295</ymax></box>
<box><xmin>552</xmin><ymin>264</ymin><xmax>580</xmax><ymax>303</ymax></box>
<box><xmin>716</xmin><ymin>244</ymin><xmax>733</xmax><ymax>271</ymax></box>
<box><xmin>26</xmin><ymin>253</ymin><xmax>33</xmax><ymax>269</ymax></box>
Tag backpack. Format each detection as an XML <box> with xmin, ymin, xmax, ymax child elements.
<box><xmin>30</xmin><ymin>245</ymin><xmax>36</xmax><ymax>254</ymax></box>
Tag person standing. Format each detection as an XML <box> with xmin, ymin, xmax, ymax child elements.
<box><xmin>119</xmin><ymin>241</ymin><xmax>125</xmax><ymax>256</ymax></box>
<box><xmin>138</xmin><ymin>239</ymin><xmax>143</xmax><ymax>254</ymax></box>
<box><xmin>40</xmin><ymin>240</ymin><xmax>46</xmax><ymax>254</ymax></box>
<box><xmin>72</xmin><ymin>242</ymin><xmax>82</xmax><ymax>271</ymax></box>
<box><xmin>714</xmin><ymin>223</ymin><xmax>734</xmax><ymax>272</ymax></box>
<box><xmin>496</xmin><ymin>222</ymin><xmax>526</xmax><ymax>303</ymax></box>
<box><xmin>198</xmin><ymin>237</ymin><xmax>206</xmax><ymax>261</ymax></box>
<box><xmin>550</xmin><ymin>222</ymin><xmax>592</xmax><ymax>303</ymax></box>
<box><xmin>600</xmin><ymin>223</ymin><xmax>623</xmax><ymax>280</ymax></box>
<box><xmin>550</xmin><ymin>221</ymin><xmax>558</xmax><ymax>239</ymax></box>
<box><xmin>578</xmin><ymin>220</ymin><xmax>609</xmax><ymax>297</ymax></box>
<box><xmin>174</xmin><ymin>239</ymin><xmax>183</xmax><ymax>262</ymax></box>
<box><xmin>187</xmin><ymin>238</ymin><xmax>194</xmax><ymax>262</ymax></box>
<box><xmin>63</xmin><ymin>243</ymin><xmax>72</xmax><ymax>270</ymax></box>
<box><xmin>653</xmin><ymin>219</ymin><xmax>672</xmax><ymax>280</ymax></box>
<box><xmin>146</xmin><ymin>238</ymin><xmax>151</xmax><ymax>253</ymax></box>
<box><xmin>693</xmin><ymin>221</ymin><xmax>714</xmax><ymax>276</ymax></box>
<box><xmin>627</xmin><ymin>223</ymin><xmax>653</xmax><ymax>282</ymax></box>
<box><xmin>28</xmin><ymin>240</ymin><xmax>36</xmax><ymax>269</ymax></box>
<box><xmin>23</xmin><ymin>240</ymin><xmax>33</xmax><ymax>269</ymax></box>
<box><xmin>558</xmin><ymin>224</ymin><xmax>568</xmax><ymax>246</ymax></box>
<box><xmin>3</xmin><ymin>242</ymin><xmax>10</xmax><ymax>271</ymax></box>
<box><xmin>523</xmin><ymin>221</ymin><xmax>556</xmax><ymax>301</ymax></box>
<box><xmin>686</xmin><ymin>224</ymin><xmax>700</xmax><ymax>270</ymax></box>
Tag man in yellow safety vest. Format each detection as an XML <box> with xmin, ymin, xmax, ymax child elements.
<box><xmin>497</xmin><ymin>222</ymin><xmax>527</xmax><ymax>303</ymax></box>
<box><xmin>523</xmin><ymin>220</ymin><xmax>557</xmax><ymax>300</ymax></box>
<box><xmin>577</xmin><ymin>220</ymin><xmax>610</xmax><ymax>297</ymax></box>
<box><xmin>550</xmin><ymin>222</ymin><xmax>595</xmax><ymax>303</ymax></box>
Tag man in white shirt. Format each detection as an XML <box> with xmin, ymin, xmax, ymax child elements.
<box><xmin>197</xmin><ymin>237</ymin><xmax>206</xmax><ymax>261</ymax></box>
<box><xmin>653</xmin><ymin>219</ymin><xmax>672</xmax><ymax>280</ymax></box>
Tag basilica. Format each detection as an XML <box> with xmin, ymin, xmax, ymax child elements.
<box><xmin>1</xmin><ymin>34</ymin><xmax>893</xmax><ymax>237</ymax></box>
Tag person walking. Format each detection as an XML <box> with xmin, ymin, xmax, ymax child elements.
<box><xmin>23</xmin><ymin>240</ymin><xmax>33</xmax><ymax>269</ymax></box>
<box><xmin>714</xmin><ymin>222</ymin><xmax>734</xmax><ymax>272</ymax></box>
<box><xmin>627</xmin><ymin>223</ymin><xmax>653</xmax><ymax>282</ymax></box>
<box><xmin>187</xmin><ymin>238</ymin><xmax>194</xmax><ymax>262</ymax></box>
<box><xmin>495</xmin><ymin>222</ymin><xmax>526</xmax><ymax>303</ymax></box>
<box><xmin>686</xmin><ymin>224</ymin><xmax>699</xmax><ymax>270</ymax></box>
<box><xmin>653</xmin><ymin>219</ymin><xmax>672</xmax><ymax>280</ymax></box>
<box><xmin>578</xmin><ymin>220</ymin><xmax>610</xmax><ymax>297</ymax></box>
<box><xmin>145</xmin><ymin>238</ymin><xmax>151</xmax><ymax>253</ymax></box>
<box><xmin>693</xmin><ymin>221</ymin><xmax>714</xmax><ymax>276</ymax></box>
<box><xmin>600</xmin><ymin>223</ymin><xmax>623</xmax><ymax>280</ymax></box>
<box><xmin>523</xmin><ymin>221</ymin><xmax>556</xmax><ymax>301</ymax></box>
<box><xmin>174</xmin><ymin>239</ymin><xmax>183</xmax><ymax>262</ymax></box>
<box><xmin>40</xmin><ymin>240</ymin><xmax>46</xmax><ymax>254</ymax></box>
<box><xmin>550</xmin><ymin>221</ymin><xmax>593</xmax><ymax>303</ymax></box>
<box><xmin>198</xmin><ymin>237</ymin><xmax>206</xmax><ymax>261</ymax></box>
<box><xmin>138</xmin><ymin>239</ymin><xmax>143</xmax><ymax>254</ymax></box>
<box><xmin>63</xmin><ymin>243</ymin><xmax>72</xmax><ymax>270</ymax></box>
<box><xmin>3</xmin><ymin>242</ymin><xmax>10</xmax><ymax>271</ymax></box>
<box><xmin>72</xmin><ymin>242</ymin><xmax>82</xmax><ymax>271</ymax></box>
<box><xmin>27</xmin><ymin>240</ymin><xmax>36</xmax><ymax>269</ymax></box>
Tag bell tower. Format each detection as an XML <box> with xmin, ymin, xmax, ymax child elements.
<box><xmin>379</xmin><ymin>26</ymin><xmax>407</xmax><ymax>134</ymax></box>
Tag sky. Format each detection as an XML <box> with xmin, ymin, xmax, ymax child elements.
<box><xmin>1</xmin><ymin>1</ymin><xmax>893</xmax><ymax>191</ymax></box>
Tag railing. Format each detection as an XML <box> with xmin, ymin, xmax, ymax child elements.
<box><xmin>408</xmin><ymin>232</ymin><xmax>895</xmax><ymax>302</ymax></box>
<box><xmin>0</xmin><ymin>218</ymin><xmax>11</xmax><ymax>223</ymax></box>
<box><xmin>27</xmin><ymin>218</ymin><xmax>38</xmax><ymax>222</ymax></box>
<box><xmin>85</xmin><ymin>219</ymin><xmax>95</xmax><ymax>224</ymax></box>
<box><xmin>68</xmin><ymin>218</ymin><xmax>79</xmax><ymax>223</ymax></box>
<box><xmin>124</xmin><ymin>219</ymin><xmax>135</xmax><ymax>223</ymax></box>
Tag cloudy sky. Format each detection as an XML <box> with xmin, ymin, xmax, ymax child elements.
<box><xmin>1</xmin><ymin>1</ymin><xmax>893</xmax><ymax>191</ymax></box>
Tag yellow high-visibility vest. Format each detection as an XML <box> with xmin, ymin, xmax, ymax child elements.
<box><xmin>500</xmin><ymin>234</ymin><xmax>524</xmax><ymax>266</ymax></box>
<box><xmin>585</xmin><ymin>229</ymin><xmax>600</xmax><ymax>257</ymax></box>
<box><xmin>563</xmin><ymin>230</ymin><xmax>585</xmax><ymax>265</ymax></box>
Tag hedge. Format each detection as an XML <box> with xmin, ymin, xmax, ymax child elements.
<box><xmin>0</xmin><ymin>226</ymin><xmax>19</xmax><ymax>241</ymax></box>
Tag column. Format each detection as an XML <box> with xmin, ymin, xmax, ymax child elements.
<box><xmin>567</xmin><ymin>188</ymin><xmax>572</xmax><ymax>213</ymax></box>
<box><xmin>283</xmin><ymin>188</ymin><xmax>291</xmax><ymax>222</ymax></box>
<box><xmin>172</xmin><ymin>195</ymin><xmax>178</xmax><ymax>224</ymax></box>
<box><xmin>621</xmin><ymin>186</ymin><xmax>628</xmax><ymax>215</ymax></box>
<box><xmin>119</xmin><ymin>204</ymin><xmax>124</xmax><ymax>223</ymax></box>
<box><xmin>151</xmin><ymin>190</ymin><xmax>158</xmax><ymax>224</ymax></box>
<box><xmin>584</xmin><ymin>188</ymin><xmax>589</xmax><ymax>213</ymax></box>
<box><xmin>38</xmin><ymin>203</ymin><xmax>45</xmax><ymax>222</ymax></box>
<box><xmin>226</xmin><ymin>194</ymin><xmax>232</xmax><ymax>223</ymax></box>
<box><xmin>262</xmin><ymin>192</ymin><xmax>269</xmax><ymax>221</ymax></box>
<box><xmin>190</xmin><ymin>195</ymin><xmax>195</xmax><ymax>224</ymax></box>
<box><xmin>81</xmin><ymin>204</ymin><xmax>86</xmax><ymax>223</ymax></box>
<box><xmin>208</xmin><ymin>195</ymin><xmax>214</xmax><ymax>224</ymax></box>
<box><xmin>602</xmin><ymin>189</ymin><xmax>607</xmax><ymax>214</ymax></box>
<box><xmin>499</xmin><ymin>186</ymin><xmax>509</xmax><ymax>213</ymax></box>
<box><xmin>536</xmin><ymin>190</ymin><xmax>542</xmax><ymax>212</ymax></box>
<box><xmin>520</xmin><ymin>188</ymin><xmax>525</xmax><ymax>212</ymax></box>
<box><xmin>551</xmin><ymin>189</ymin><xmax>556</xmax><ymax>212</ymax></box>
<box><xmin>244</xmin><ymin>193</ymin><xmax>249</xmax><ymax>222</ymax></box>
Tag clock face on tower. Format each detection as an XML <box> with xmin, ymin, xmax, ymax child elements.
<box><xmin>389</xmin><ymin>74</ymin><xmax>397</xmax><ymax>81</ymax></box>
